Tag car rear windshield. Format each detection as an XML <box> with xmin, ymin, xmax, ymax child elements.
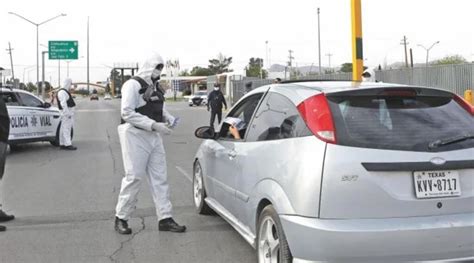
<box><xmin>327</xmin><ymin>88</ymin><xmax>474</xmax><ymax>152</ymax></box>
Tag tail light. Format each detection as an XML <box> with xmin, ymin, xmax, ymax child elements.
<box><xmin>454</xmin><ymin>95</ymin><xmax>474</xmax><ymax>115</ymax></box>
<box><xmin>297</xmin><ymin>93</ymin><xmax>336</xmax><ymax>144</ymax></box>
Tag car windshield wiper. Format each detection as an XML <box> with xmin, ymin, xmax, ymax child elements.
<box><xmin>428</xmin><ymin>134</ymin><xmax>474</xmax><ymax>149</ymax></box>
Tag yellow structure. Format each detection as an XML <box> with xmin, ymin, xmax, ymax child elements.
<box><xmin>465</xmin><ymin>89</ymin><xmax>473</xmax><ymax>105</ymax></box>
<box><xmin>351</xmin><ymin>0</ymin><xmax>364</xmax><ymax>81</ymax></box>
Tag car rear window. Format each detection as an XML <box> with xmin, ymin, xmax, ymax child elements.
<box><xmin>327</xmin><ymin>89</ymin><xmax>474</xmax><ymax>152</ymax></box>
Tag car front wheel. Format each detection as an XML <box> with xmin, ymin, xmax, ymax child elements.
<box><xmin>193</xmin><ymin>161</ymin><xmax>212</xmax><ymax>214</ymax></box>
<box><xmin>257</xmin><ymin>205</ymin><xmax>292</xmax><ymax>263</ymax></box>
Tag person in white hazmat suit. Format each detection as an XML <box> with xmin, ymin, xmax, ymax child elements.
<box><xmin>361</xmin><ymin>68</ymin><xmax>376</xmax><ymax>82</ymax></box>
<box><xmin>114</xmin><ymin>53</ymin><xmax>186</xmax><ymax>235</ymax></box>
<box><xmin>57</xmin><ymin>78</ymin><xmax>77</xmax><ymax>150</ymax></box>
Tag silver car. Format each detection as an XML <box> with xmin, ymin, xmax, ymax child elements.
<box><xmin>193</xmin><ymin>81</ymin><xmax>474</xmax><ymax>262</ymax></box>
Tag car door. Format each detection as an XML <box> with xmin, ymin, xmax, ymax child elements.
<box><xmin>208</xmin><ymin>93</ymin><xmax>265</xmax><ymax>216</ymax></box>
<box><xmin>236</xmin><ymin>92</ymin><xmax>313</xmax><ymax>224</ymax></box>
<box><xmin>16</xmin><ymin>92</ymin><xmax>58</xmax><ymax>139</ymax></box>
<box><xmin>2</xmin><ymin>91</ymin><xmax>31</xmax><ymax>141</ymax></box>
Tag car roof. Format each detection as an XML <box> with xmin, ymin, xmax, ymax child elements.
<box><xmin>243</xmin><ymin>81</ymin><xmax>452</xmax><ymax>106</ymax></box>
<box><xmin>0</xmin><ymin>87</ymin><xmax>35</xmax><ymax>95</ymax></box>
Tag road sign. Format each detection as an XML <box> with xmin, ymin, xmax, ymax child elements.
<box><xmin>48</xmin><ymin>41</ymin><xmax>78</xmax><ymax>60</ymax></box>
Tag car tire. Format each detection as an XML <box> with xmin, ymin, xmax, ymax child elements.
<box><xmin>50</xmin><ymin>123</ymin><xmax>74</xmax><ymax>147</ymax></box>
<box><xmin>257</xmin><ymin>205</ymin><xmax>292</xmax><ymax>263</ymax></box>
<box><xmin>193</xmin><ymin>161</ymin><xmax>212</xmax><ymax>215</ymax></box>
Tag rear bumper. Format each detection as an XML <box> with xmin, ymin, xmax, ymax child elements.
<box><xmin>280</xmin><ymin>213</ymin><xmax>474</xmax><ymax>262</ymax></box>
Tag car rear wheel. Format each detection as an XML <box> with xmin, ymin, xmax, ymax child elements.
<box><xmin>193</xmin><ymin>161</ymin><xmax>212</xmax><ymax>214</ymax></box>
<box><xmin>257</xmin><ymin>205</ymin><xmax>292</xmax><ymax>263</ymax></box>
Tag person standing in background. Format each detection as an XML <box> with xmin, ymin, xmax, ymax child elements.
<box><xmin>207</xmin><ymin>83</ymin><xmax>227</xmax><ymax>129</ymax></box>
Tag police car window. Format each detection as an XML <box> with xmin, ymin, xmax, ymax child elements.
<box><xmin>1</xmin><ymin>92</ymin><xmax>20</xmax><ymax>106</ymax></box>
<box><xmin>17</xmin><ymin>92</ymin><xmax>43</xmax><ymax>107</ymax></box>
<box><xmin>246</xmin><ymin>92</ymin><xmax>311</xmax><ymax>142</ymax></box>
<box><xmin>218</xmin><ymin>93</ymin><xmax>263</xmax><ymax>140</ymax></box>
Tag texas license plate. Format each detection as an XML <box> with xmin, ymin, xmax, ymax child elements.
<box><xmin>413</xmin><ymin>170</ymin><xmax>461</xmax><ymax>199</ymax></box>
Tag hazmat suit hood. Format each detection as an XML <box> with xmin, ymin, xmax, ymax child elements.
<box><xmin>136</xmin><ymin>53</ymin><xmax>165</xmax><ymax>86</ymax></box>
<box><xmin>63</xmin><ymin>78</ymin><xmax>73</xmax><ymax>90</ymax></box>
<box><xmin>362</xmin><ymin>68</ymin><xmax>376</xmax><ymax>82</ymax></box>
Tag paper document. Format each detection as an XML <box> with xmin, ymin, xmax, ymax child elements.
<box><xmin>224</xmin><ymin>117</ymin><xmax>246</xmax><ymax>130</ymax></box>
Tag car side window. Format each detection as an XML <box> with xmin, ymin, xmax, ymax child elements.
<box><xmin>1</xmin><ymin>92</ymin><xmax>20</xmax><ymax>106</ymax></box>
<box><xmin>17</xmin><ymin>92</ymin><xmax>43</xmax><ymax>107</ymax></box>
<box><xmin>218</xmin><ymin>93</ymin><xmax>264</xmax><ymax>140</ymax></box>
<box><xmin>246</xmin><ymin>92</ymin><xmax>311</xmax><ymax>142</ymax></box>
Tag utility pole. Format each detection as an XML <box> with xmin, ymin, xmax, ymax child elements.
<box><xmin>87</xmin><ymin>16</ymin><xmax>90</xmax><ymax>94</ymax></box>
<box><xmin>288</xmin><ymin>50</ymin><xmax>294</xmax><ymax>78</ymax></box>
<box><xmin>409</xmin><ymin>48</ymin><xmax>414</xmax><ymax>68</ymax></box>
<box><xmin>6</xmin><ymin>42</ymin><xmax>15</xmax><ymax>83</ymax></box>
<box><xmin>325</xmin><ymin>53</ymin><xmax>333</xmax><ymax>72</ymax></box>
<box><xmin>400</xmin><ymin>35</ymin><xmax>409</xmax><ymax>68</ymax></box>
<box><xmin>42</xmin><ymin>51</ymin><xmax>48</xmax><ymax>92</ymax></box>
<box><xmin>351</xmin><ymin>0</ymin><xmax>363</xmax><ymax>81</ymax></box>
<box><xmin>317</xmin><ymin>7</ymin><xmax>322</xmax><ymax>75</ymax></box>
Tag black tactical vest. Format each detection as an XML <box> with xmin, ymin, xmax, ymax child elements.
<box><xmin>57</xmin><ymin>89</ymin><xmax>76</xmax><ymax>110</ymax></box>
<box><xmin>121</xmin><ymin>76</ymin><xmax>165</xmax><ymax>124</ymax></box>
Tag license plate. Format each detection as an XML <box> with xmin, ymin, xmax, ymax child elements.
<box><xmin>413</xmin><ymin>170</ymin><xmax>461</xmax><ymax>199</ymax></box>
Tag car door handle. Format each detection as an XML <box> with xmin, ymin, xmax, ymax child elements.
<box><xmin>228</xmin><ymin>150</ymin><xmax>237</xmax><ymax>158</ymax></box>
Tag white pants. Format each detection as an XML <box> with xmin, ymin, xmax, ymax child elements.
<box><xmin>115</xmin><ymin>124</ymin><xmax>172</xmax><ymax>221</ymax></box>
<box><xmin>0</xmin><ymin>142</ymin><xmax>6</xmax><ymax>210</ymax></box>
<box><xmin>59</xmin><ymin>112</ymin><xmax>74</xmax><ymax>146</ymax></box>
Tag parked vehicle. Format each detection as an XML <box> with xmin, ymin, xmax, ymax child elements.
<box><xmin>193</xmin><ymin>81</ymin><xmax>474</xmax><ymax>262</ymax></box>
<box><xmin>90</xmin><ymin>94</ymin><xmax>99</xmax><ymax>101</ymax></box>
<box><xmin>1</xmin><ymin>87</ymin><xmax>71</xmax><ymax>147</ymax></box>
<box><xmin>188</xmin><ymin>91</ymin><xmax>208</xmax><ymax>106</ymax></box>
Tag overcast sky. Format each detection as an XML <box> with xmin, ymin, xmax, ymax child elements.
<box><xmin>1</xmin><ymin>0</ymin><xmax>473</xmax><ymax>85</ymax></box>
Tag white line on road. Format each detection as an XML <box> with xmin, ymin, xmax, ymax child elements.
<box><xmin>175</xmin><ymin>166</ymin><xmax>192</xmax><ymax>182</ymax></box>
<box><xmin>76</xmin><ymin>109</ymin><xmax>117</xmax><ymax>112</ymax></box>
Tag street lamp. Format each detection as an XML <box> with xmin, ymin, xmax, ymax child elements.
<box><xmin>8</xmin><ymin>12</ymin><xmax>66</xmax><ymax>96</ymax></box>
<box><xmin>417</xmin><ymin>41</ymin><xmax>440</xmax><ymax>68</ymax></box>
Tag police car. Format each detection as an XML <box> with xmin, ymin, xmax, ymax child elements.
<box><xmin>1</xmin><ymin>87</ymin><xmax>67</xmax><ymax>147</ymax></box>
<box><xmin>188</xmin><ymin>91</ymin><xmax>208</xmax><ymax>106</ymax></box>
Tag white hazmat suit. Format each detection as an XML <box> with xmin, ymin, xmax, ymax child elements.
<box><xmin>362</xmin><ymin>68</ymin><xmax>376</xmax><ymax>82</ymax></box>
<box><xmin>57</xmin><ymin>78</ymin><xmax>75</xmax><ymax>147</ymax></box>
<box><xmin>115</xmin><ymin>53</ymin><xmax>177</xmax><ymax>222</ymax></box>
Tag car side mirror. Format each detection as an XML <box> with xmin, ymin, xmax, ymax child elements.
<box><xmin>195</xmin><ymin>126</ymin><xmax>216</xmax><ymax>139</ymax></box>
<box><xmin>42</xmin><ymin>102</ymin><xmax>51</xmax><ymax>108</ymax></box>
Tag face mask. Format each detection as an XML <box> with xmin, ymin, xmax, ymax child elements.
<box><xmin>214</xmin><ymin>87</ymin><xmax>219</xmax><ymax>91</ymax></box>
<box><xmin>151</xmin><ymin>69</ymin><xmax>161</xmax><ymax>83</ymax></box>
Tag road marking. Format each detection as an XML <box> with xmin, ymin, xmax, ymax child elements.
<box><xmin>175</xmin><ymin>166</ymin><xmax>192</xmax><ymax>182</ymax></box>
<box><xmin>75</xmin><ymin>109</ymin><xmax>117</xmax><ymax>112</ymax></box>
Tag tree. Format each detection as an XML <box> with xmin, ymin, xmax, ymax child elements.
<box><xmin>190</xmin><ymin>66</ymin><xmax>213</xmax><ymax>76</ymax></box>
<box><xmin>179</xmin><ymin>69</ymin><xmax>190</xmax><ymax>76</ymax></box>
<box><xmin>26</xmin><ymin>82</ymin><xmax>37</xmax><ymax>92</ymax></box>
<box><xmin>339</xmin><ymin>63</ymin><xmax>353</xmax><ymax>73</ymax></box>
<box><xmin>245</xmin><ymin>57</ymin><xmax>267</xmax><ymax>78</ymax></box>
<box><xmin>209</xmin><ymin>53</ymin><xmax>233</xmax><ymax>74</ymax></box>
<box><xmin>339</xmin><ymin>63</ymin><xmax>367</xmax><ymax>73</ymax></box>
<box><xmin>434</xmin><ymin>55</ymin><xmax>467</xmax><ymax>65</ymax></box>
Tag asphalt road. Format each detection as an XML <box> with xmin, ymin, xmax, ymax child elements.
<box><xmin>0</xmin><ymin>97</ymin><xmax>256</xmax><ymax>263</ymax></box>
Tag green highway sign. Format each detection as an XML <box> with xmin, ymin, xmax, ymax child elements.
<box><xmin>48</xmin><ymin>41</ymin><xmax>78</xmax><ymax>60</ymax></box>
